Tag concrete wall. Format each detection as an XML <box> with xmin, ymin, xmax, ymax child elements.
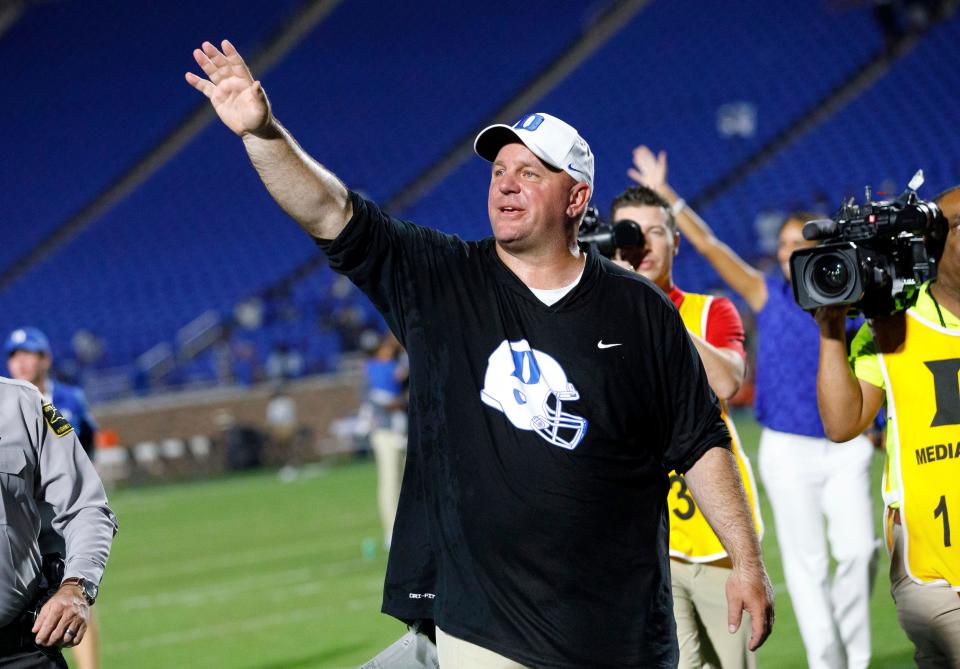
<box><xmin>95</xmin><ymin>372</ymin><xmax>359</xmax><ymax>445</ymax></box>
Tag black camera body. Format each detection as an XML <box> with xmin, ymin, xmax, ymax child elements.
<box><xmin>577</xmin><ymin>205</ymin><xmax>645</xmax><ymax>258</ymax></box>
<box><xmin>790</xmin><ymin>171</ymin><xmax>948</xmax><ymax>318</ymax></box>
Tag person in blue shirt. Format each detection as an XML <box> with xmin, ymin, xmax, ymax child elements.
<box><xmin>5</xmin><ymin>326</ymin><xmax>103</xmax><ymax>669</ymax></box>
<box><xmin>361</xmin><ymin>331</ymin><xmax>409</xmax><ymax>549</ymax></box>
<box><xmin>6</xmin><ymin>328</ymin><xmax>97</xmax><ymax>458</ymax></box>
<box><xmin>631</xmin><ymin>147</ymin><xmax>877</xmax><ymax>669</ymax></box>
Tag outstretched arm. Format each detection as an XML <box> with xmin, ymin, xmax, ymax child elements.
<box><xmin>629</xmin><ymin>146</ymin><xmax>768</xmax><ymax>311</ymax></box>
<box><xmin>185</xmin><ymin>40</ymin><xmax>351</xmax><ymax>239</ymax></box>
<box><xmin>685</xmin><ymin>446</ymin><xmax>774</xmax><ymax>651</ymax></box>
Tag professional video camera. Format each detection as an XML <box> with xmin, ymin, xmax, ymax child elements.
<box><xmin>790</xmin><ymin>170</ymin><xmax>949</xmax><ymax>317</ymax></box>
<box><xmin>577</xmin><ymin>205</ymin><xmax>645</xmax><ymax>258</ymax></box>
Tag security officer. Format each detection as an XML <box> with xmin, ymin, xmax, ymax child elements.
<box><xmin>6</xmin><ymin>329</ymin><xmax>97</xmax><ymax>458</ymax></box>
<box><xmin>0</xmin><ymin>375</ymin><xmax>117</xmax><ymax>667</ymax></box>
<box><xmin>6</xmin><ymin>327</ymin><xmax>104</xmax><ymax>669</ymax></box>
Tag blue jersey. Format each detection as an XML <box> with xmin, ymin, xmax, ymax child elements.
<box><xmin>51</xmin><ymin>381</ymin><xmax>97</xmax><ymax>456</ymax></box>
<box><xmin>754</xmin><ymin>275</ymin><xmax>863</xmax><ymax>437</ymax></box>
<box><xmin>366</xmin><ymin>358</ymin><xmax>403</xmax><ymax>396</ymax></box>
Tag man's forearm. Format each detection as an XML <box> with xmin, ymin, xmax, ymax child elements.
<box><xmin>242</xmin><ymin>119</ymin><xmax>352</xmax><ymax>239</ymax></box>
<box><xmin>686</xmin><ymin>446</ymin><xmax>775</xmax><ymax>649</ymax></box>
<box><xmin>688</xmin><ymin>335</ymin><xmax>744</xmax><ymax>400</ymax></box>
<box><xmin>659</xmin><ymin>182</ymin><xmax>713</xmax><ymax>253</ymax></box>
<box><xmin>817</xmin><ymin>326</ymin><xmax>868</xmax><ymax>441</ymax></box>
<box><xmin>651</xmin><ymin>177</ymin><xmax>732</xmax><ymax>263</ymax></box>
<box><xmin>660</xmin><ymin>186</ymin><xmax>767</xmax><ymax>309</ymax></box>
<box><xmin>685</xmin><ymin>446</ymin><xmax>762</xmax><ymax>569</ymax></box>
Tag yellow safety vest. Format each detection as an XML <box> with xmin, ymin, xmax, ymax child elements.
<box><xmin>879</xmin><ymin>308</ymin><xmax>960</xmax><ymax>588</ymax></box>
<box><xmin>667</xmin><ymin>292</ymin><xmax>764</xmax><ymax>562</ymax></box>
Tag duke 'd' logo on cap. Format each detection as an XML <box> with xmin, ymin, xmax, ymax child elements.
<box><xmin>514</xmin><ymin>113</ymin><xmax>545</xmax><ymax>132</ymax></box>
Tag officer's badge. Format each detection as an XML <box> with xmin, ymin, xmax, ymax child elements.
<box><xmin>42</xmin><ymin>402</ymin><xmax>74</xmax><ymax>437</ymax></box>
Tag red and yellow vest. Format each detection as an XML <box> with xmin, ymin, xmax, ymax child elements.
<box><xmin>879</xmin><ymin>308</ymin><xmax>960</xmax><ymax>588</ymax></box>
<box><xmin>667</xmin><ymin>292</ymin><xmax>764</xmax><ymax>562</ymax></box>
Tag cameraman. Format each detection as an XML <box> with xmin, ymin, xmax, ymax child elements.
<box><xmin>816</xmin><ymin>187</ymin><xmax>960</xmax><ymax>667</ymax></box>
<box><xmin>630</xmin><ymin>146</ymin><xmax>876</xmax><ymax>669</ymax></box>
<box><xmin>610</xmin><ymin>185</ymin><xmax>764</xmax><ymax>669</ymax></box>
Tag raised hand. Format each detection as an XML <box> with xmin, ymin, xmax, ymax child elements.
<box><xmin>627</xmin><ymin>145</ymin><xmax>668</xmax><ymax>193</ymax></box>
<box><xmin>185</xmin><ymin>40</ymin><xmax>272</xmax><ymax>136</ymax></box>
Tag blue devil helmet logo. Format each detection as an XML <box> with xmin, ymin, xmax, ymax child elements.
<box><xmin>480</xmin><ymin>339</ymin><xmax>587</xmax><ymax>450</ymax></box>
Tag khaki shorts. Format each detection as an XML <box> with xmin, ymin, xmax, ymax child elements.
<box><xmin>889</xmin><ymin>517</ymin><xmax>960</xmax><ymax>668</ymax></box>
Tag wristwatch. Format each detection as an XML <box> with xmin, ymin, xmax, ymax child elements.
<box><xmin>60</xmin><ymin>577</ymin><xmax>98</xmax><ymax>606</ymax></box>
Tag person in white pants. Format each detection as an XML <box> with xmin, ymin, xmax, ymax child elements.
<box><xmin>630</xmin><ymin>147</ymin><xmax>878</xmax><ymax>669</ymax></box>
<box><xmin>361</xmin><ymin>332</ymin><xmax>408</xmax><ymax>548</ymax></box>
<box><xmin>758</xmin><ymin>429</ymin><xmax>876</xmax><ymax>668</ymax></box>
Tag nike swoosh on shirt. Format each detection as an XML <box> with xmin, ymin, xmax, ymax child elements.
<box><xmin>597</xmin><ymin>341</ymin><xmax>622</xmax><ymax>349</ymax></box>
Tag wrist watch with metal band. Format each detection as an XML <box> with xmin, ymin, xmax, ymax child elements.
<box><xmin>60</xmin><ymin>577</ymin><xmax>98</xmax><ymax>605</ymax></box>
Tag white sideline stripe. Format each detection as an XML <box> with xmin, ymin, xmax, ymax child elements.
<box><xmin>117</xmin><ymin>561</ymin><xmax>382</xmax><ymax>611</ymax></box>
<box><xmin>118</xmin><ymin>567</ymin><xmax>312</xmax><ymax>610</ymax></box>
<box><xmin>107</xmin><ymin>581</ymin><xmax>785</xmax><ymax>656</ymax></box>
<box><xmin>110</xmin><ymin>528</ymin><xmax>376</xmax><ymax>584</ymax></box>
<box><xmin>104</xmin><ymin>595</ymin><xmax>381</xmax><ymax>654</ymax></box>
<box><xmin>110</xmin><ymin>467</ymin><xmax>346</xmax><ymax>514</ymax></box>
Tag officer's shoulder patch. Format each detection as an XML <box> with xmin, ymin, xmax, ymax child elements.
<box><xmin>42</xmin><ymin>402</ymin><xmax>74</xmax><ymax>437</ymax></box>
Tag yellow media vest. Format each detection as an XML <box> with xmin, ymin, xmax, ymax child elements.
<box><xmin>668</xmin><ymin>292</ymin><xmax>764</xmax><ymax>562</ymax></box>
<box><xmin>879</xmin><ymin>308</ymin><xmax>960</xmax><ymax>588</ymax></box>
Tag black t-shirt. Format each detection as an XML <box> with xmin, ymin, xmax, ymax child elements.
<box><xmin>317</xmin><ymin>193</ymin><xmax>730</xmax><ymax>668</ymax></box>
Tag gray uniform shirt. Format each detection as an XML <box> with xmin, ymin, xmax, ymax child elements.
<box><xmin>0</xmin><ymin>377</ymin><xmax>117</xmax><ymax>626</ymax></box>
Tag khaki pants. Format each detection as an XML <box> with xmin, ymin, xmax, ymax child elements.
<box><xmin>371</xmin><ymin>428</ymin><xmax>406</xmax><ymax>547</ymax></box>
<box><xmin>889</xmin><ymin>520</ymin><xmax>960</xmax><ymax>668</ymax></box>
<box><xmin>435</xmin><ymin>627</ymin><xmax>529</xmax><ymax>668</ymax></box>
<box><xmin>672</xmin><ymin>559</ymin><xmax>755</xmax><ymax>669</ymax></box>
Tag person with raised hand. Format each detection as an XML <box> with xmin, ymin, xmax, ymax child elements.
<box><xmin>629</xmin><ymin>146</ymin><xmax>875</xmax><ymax>669</ymax></box>
<box><xmin>187</xmin><ymin>43</ymin><xmax>775</xmax><ymax>667</ymax></box>
<box><xmin>185</xmin><ymin>40</ymin><xmax>353</xmax><ymax>240</ymax></box>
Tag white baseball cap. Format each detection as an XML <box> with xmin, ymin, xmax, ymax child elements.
<box><xmin>474</xmin><ymin>113</ymin><xmax>594</xmax><ymax>189</ymax></box>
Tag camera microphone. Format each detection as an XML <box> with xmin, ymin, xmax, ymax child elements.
<box><xmin>802</xmin><ymin>219</ymin><xmax>838</xmax><ymax>241</ymax></box>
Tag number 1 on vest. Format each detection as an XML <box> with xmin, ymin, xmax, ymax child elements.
<box><xmin>934</xmin><ymin>495</ymin><xmax>952</xmax><ymax>547</ymax></box>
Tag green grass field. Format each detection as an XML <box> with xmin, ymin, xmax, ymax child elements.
<box><xmin>88</xmin><ymin>414</ymin><xmax>916</xmax><ymax>668</ymax></box>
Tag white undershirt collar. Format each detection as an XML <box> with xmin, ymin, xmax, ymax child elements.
<box><xmin>528</xmin><ymin>265</ymin><xmax>585</xmax><ymax>306</ymax></box>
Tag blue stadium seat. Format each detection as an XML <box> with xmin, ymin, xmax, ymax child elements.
<box><xmin>0</xmin><ymin>0</ymin><xmax>303</xmax><ymax>271</ymax></box>
<box><xmin>689</xmin><ymin>16</ymin><xmax>960</xmax><ymax>291</ymax></box>
<box><xmin>0</xmin><ymin>0</ymin><xmax>598</xmax><ymax>382</ymax></box>
<box><xmin>400</xmin><ymin>0</ymin><xmax>884</xmax><ymax>249</ymax></box>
